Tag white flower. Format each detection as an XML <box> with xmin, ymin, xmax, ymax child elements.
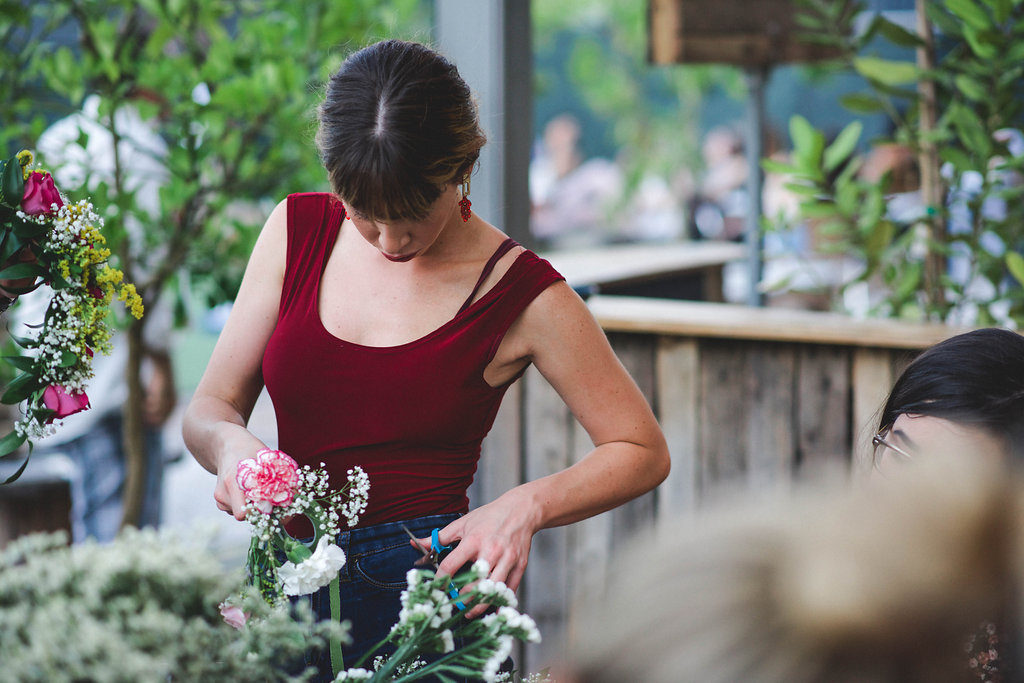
<box><xmin>278</xmin><ymin>536</ymin><xmax>346</xmax><ymax>596</ymax></box>
<box><xmin>472</xmin><ymin>558</ymin><xmax>491</xmax><ymax>575</ymax></box>
<box><xmin>474</xmin><ymin>577</ymin><xmax>518</xmax><ymax>608</ymax></box>
<box><xmin>439</xmin><ymin>628</ymin><xmax>455</xmax><ymax>653</ymax></box>
<box><xmin>334</xmin><ymin>667</ymin><xmax>373</xmax><ymax>681</ymax></box>
<box><xmin>482</xmin><ymin>635</ymin><xmax>515</xmax><ymax>682</ymax></box>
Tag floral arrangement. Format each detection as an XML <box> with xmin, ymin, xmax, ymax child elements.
<box><xmin>232</xmin><ymin>449</ymin><xmax>547</xmax><ymax>681</ymax></box>
<box><xmin>332</xmin><ymin>559</ymin><xmax>545</xmax><ymax>682</ymax></box>
<box><xmin>237</xmin><ymin>448</ymin><xmax>370</xmax><ymax>605</ymax></box>
<box><xmin>233</xmin><ymin>447</ymin><xmax>369</xmax><ymax>674</ymax></box>
<box><xmin>0</xmin><ymin>150</ymin><xmax>143</xmax><ymax>483</ymax></box>
<box><xmin>0</xmin><ymin>528</ymin><xmax>345</xmax><ymax>682</ymax></box>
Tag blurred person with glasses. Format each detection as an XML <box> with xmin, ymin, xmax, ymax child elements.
<box><xmin>873</xmin><ymin>327</ymin><xmax>1024</xmax><ymax>681</ymax></box>
<box><xmin>873</xmin><ymin>328</ymin><xmax>1024</xmax><ymax>471</ymax></box>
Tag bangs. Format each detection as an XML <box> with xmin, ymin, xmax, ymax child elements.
<box><xmin>328</xmin><ymin>139</ymin><xmax>444</xmax><ymax>223</ymax></box>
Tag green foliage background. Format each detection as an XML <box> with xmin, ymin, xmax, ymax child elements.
<box><xmin>769</xmin><ymin>0</ymin><xmax>1024</xmax><ymax>325</ymax></box>
<box><xmin>1</xmin><ymin>0</ymin><xmax>429</xmax><ymax>313</ymax></box>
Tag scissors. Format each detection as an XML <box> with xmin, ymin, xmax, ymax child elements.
<box><xmin>401</xmin><ymin>524</ymin><xmax>467</xmax><ymax>611</ymax></box>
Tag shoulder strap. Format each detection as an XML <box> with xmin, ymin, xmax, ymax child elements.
<box><xmin>457</xmin><ymin>237</ymin><xmax>520</xmax><ymax>315</ymax></box>
<box><xmin>280</xmin><ymin>193</ymin><xmax>342</xmax><ymax>317</ymax></box>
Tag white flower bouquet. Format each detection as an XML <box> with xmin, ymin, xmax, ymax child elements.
<box><xmin>334</xmin><ymin>559</ymin><xmax>543</xmax><ymax>682</ymax></box>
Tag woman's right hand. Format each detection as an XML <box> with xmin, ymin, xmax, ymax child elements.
<box><xmin>214</xmin><ymin>453</ymin><xmax>250</xmax><ymax>520</ymax></box>
<box><xmin>212</xmin><ymin>429</ymin><xmax>268</xmax><ymax>521</ymax></box>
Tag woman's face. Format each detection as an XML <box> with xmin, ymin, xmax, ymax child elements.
<box><xmin>344</xmin><ymin>184</ymin><xmax>460</xmax><ymax>262</ymax></box>
<box><xmin>874</xmin><ymin>413</ymin><xmax>1007</xmax><ymax>473</ymax></box>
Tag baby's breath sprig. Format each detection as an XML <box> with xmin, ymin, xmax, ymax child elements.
<box><xmin>0</xmin><ymin>150</ymin><xmax>143</xmax><ymax>484</ymax></box>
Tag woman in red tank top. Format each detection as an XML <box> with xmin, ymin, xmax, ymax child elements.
<box><xmin>183</xmin><ymin>40</ymin><xmax>669</xmax><ymax>678</ymax></box>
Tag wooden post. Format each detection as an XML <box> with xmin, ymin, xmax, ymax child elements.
<box><xmin>915</xmin><ymin>0</ymin><xmax>947</xmax><ymax>313</ymax></box>
<box><xmin>434</xmin><ymin>0</ymin><xmax>533</xmax><ymax>248</ymax></box>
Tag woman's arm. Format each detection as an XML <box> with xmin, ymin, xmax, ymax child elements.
<box><xmin>429</xmin><ymin>281</ymin><xmax>670</xmax><ymax>613</ymax></box>
<box><xmin>182</xmin><ymin>199</ymin><xmax>288</xmax><ymax>520</ymax></box>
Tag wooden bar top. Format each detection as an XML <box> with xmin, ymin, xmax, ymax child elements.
<box><xmin>587</xmin><ymin>295</ymin><xmax>971</xmax><ymax>349</ymax></box>
<box><xmin>542</xmin><ymin>241</ymin><xmax>746</xmax><ymax>289</ymax></box>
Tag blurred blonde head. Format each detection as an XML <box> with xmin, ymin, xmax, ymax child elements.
<box><xmin>564</xmin><ymin>451</ymin><xmax>1022</xmax><ymax>683</ymax></box>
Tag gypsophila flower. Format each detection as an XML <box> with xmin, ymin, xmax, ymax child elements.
<box><xmin>334</xmin><ymin>668</ymin><xmax>373</xmax><ymax>681</ymax></box>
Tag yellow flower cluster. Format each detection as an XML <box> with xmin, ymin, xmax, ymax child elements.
<box><xmin>16</xmin><ymin>149</ymin><xmax>33</xmax><ymax>178</ymax></box>
<box><xmin>117</xmin><ymin>282</ymin><xmax>144</xmax><ymax>320</ymax></box>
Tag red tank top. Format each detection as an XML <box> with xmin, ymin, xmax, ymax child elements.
<box><xmin>263</xmin><ymin>193</ymin><xmax>564</xmax><ymax>533</ymax></box>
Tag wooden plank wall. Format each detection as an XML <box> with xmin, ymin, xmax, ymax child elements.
<box><xmin>473</xmin><ymin>332</ymin><xmax>922</xmax><ymax>673</ymax></box>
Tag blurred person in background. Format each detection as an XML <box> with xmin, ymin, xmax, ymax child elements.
<box><xmin>530</xmin><ymin>114</ymin><xmax>623</xmax><ymax>247</ymax></box>
<box><xmin>871</xmin><ymin>327</ymin><xmax>1024</xmax><ymax>681</ymax></box>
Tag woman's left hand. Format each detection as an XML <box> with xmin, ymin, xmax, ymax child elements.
<box><xmin>413</xmin><ymin>488</ymin><xmax>540</xmax><ymax>619</ymax></box>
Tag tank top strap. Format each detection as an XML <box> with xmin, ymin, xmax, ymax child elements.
<box><xmin>281</xmin><ymin>193</ymin><xmax>343</xmax><ymax>317</ymax></box>
<box><xmin>456</xmin><ymin>237</ymin><xmax>520</xmax><ymax>315</ymax></box>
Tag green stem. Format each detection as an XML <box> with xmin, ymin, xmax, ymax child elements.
<box><xmin>330</xmin><ymin>575</ymin><xmax>344</xmax><ymax>675</ymax></box>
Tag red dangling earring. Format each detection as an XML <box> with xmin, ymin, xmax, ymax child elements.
<box><xmin>339</xmin><ymin>201</ymin><xmax>348</xmax><ymax>220</ymax></box>
<box><xmin>459</xmin><ymin>176</ymin><xmax>472</xmax><ymax>222</ymax></box>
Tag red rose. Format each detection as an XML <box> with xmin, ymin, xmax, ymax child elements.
<box><xmin>42</xmin><ymin>384</ymin><xmax>90</xmax><ymax>422</ymax></box>
<box><xmin>21</xmin><ymin>171</ymin><xmax>64</xmax><ymax>215</ymax></box>
<box><xmin>236</xmin><ymin>448</ymin><xmax>300</xmax><ymax>513</ymax></box>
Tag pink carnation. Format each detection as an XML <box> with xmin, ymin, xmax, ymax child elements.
<box><xmin>21</xmin><ymin>171</ymin><xmax>63</xmax><ymax>215</ymax></box>
<box><xmin>218</xmin><ymin>602</ymin><xmax>248</xmax><ymax>630</ymax></box>
<box><xmin>236</xmin><ymin>448</ymin><xmax>300</xmax><ymax>513</ymax></box>
<box><xmin>42</xmin><ymin>384</ymin><xmax>90</xmax><ymax>422</ymax></box>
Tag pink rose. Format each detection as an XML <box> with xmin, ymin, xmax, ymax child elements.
<box><xmin>236</xmin><ymin>448</ymin><xmax>300</xmax><ymax>512</ymax></box>
<box><xmin>42</xmin><ymin>384</ymin><xmax>90</xmax><ymax>422</ymax></box>
<box><xmin>21</xmin><ymin>171</ymin><xmax>64</xmax><ymax>215</ymax></box>
<box><xmin>218</xmin><ymin>602</ymin><xmax>248</xmax><ymax>630</ymax></box>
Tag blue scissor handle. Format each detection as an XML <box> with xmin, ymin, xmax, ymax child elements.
<box><xmin>431</xmin><ymin>527</ymin><xmax>466</xmax><ymax>611</ymax></box>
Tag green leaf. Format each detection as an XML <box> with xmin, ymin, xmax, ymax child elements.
<box><xmin>1</xmin><ymin>372</ymin><xmax>40</xmax><ymax>404</ymax></box>
<box><xmin>947</xmin><ymin>0</ymin><xmax>993</xmax><ymax>30</ymax></box>
<box><xmin>0</xmin><ymin>157</ymin><xmax>24</xmax><ymax>209</ymax></box>
<box><xmin>874</xmin><ymin>16</ymin><xmax>926</xmax><ymax>47</ymax></box>
<box><xmin>799</xmin><ymin>201</ymin><xmax>841</xmax><ymax>220</ymax></box>
<box><xmin>940</xmin><ymin>146</ymin><xmax>976</xmax><ymax>173</ymax></box>
<box><xmin>761</xmin><ymin>158</ymin><xmax>800</xmax><ymax>175</ymax></box>
<box><xmin>0</xmin><ymin>230</ymin><xmax>24</xmax><ymax>265</ymax></box>
<box><xmin>954</xmin><ymin>74</ymin><xmax>989</xmax><ymax>101</ymax></box>
<box><xmin>853</xmin><ymin>56</ymin><xmax>919</xmax><ymax>86</ymax></box>
<box><xmin>963</xmin><ymin>25</ymin><xmax>1000</xmax><ymax>59</ymax></box>
<box><xmin>840</xmin><ymin>93</ymin><xmax>886</xmax><ymax>113</ymax></box>
<box><xmin>784</xmin><ymin>182</ymin><xmax>822</xmax><ymax>197</ymax></box>
<box><xmin>59</xmin><ymin>351</ymin><xmax>79</xmax><ymax>367</ymax></box>
<box><xmin>0</xmin><ymin>262</ymin><xmax>47</xmax><ymax>281</ymax></box>
<box><xmin>926</xmin><ymin>4</ymin><xmax>964</xmax><ymax>37</ymax></box>
<box><xmin>981</xmin><ymin>0</ymin><xmax>1013</xmax><ymax>23</ymax></box>
<box><xmin>865</xmin><ymin>217</ymin><xmax>894</xmax><ymax>257</ymax></box>
<box><xmin>789</xmin><ymin>115</ymin><xmax>826</xmax><ymax>169</ymax></box>
<box><xmin>0</xmin><ymin>429</ymin><xmax>27</xmax><ymax>459</ymax></box>
<box><xmin>824</xmin><ymin>120</ymin><xmax>863</xmax><ymax>173</ymax></box>
<box><xmin>949</xmin><ymin>102</ymin><xmax>993</xmax><ymax>157</ymax></box>
<box><xmin>1007</xmin><ymin>251</ymin><xmax>1024</xmax><ymax>287</ymax></box>
<box><xmin>0</xmin><ymin>437</ymin><xmax>30</xmax><ymax>484</ymax></box>
<box><xmin>1</xmin><ymin>356</ymin><xmax>36</xmax><ymax>373</ymax></box>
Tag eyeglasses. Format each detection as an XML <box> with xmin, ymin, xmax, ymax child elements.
<box><xmin>872</xmin><ymin>425</ymin><xmax>913</xmax><ymax>465</ymax></box>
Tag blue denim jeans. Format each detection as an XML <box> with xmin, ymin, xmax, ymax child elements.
<box><xmin>294</xmin><ymin>513</ymin><xmax>467</xmax><ymax>681</ymax></box>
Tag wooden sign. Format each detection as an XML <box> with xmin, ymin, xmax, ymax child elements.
<box><xmin>648</xmin><ymin>0</ymin><xmax>843</xmax><ymax>66</ymax></box>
